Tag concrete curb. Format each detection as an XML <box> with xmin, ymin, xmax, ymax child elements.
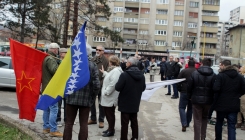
<box><xmin>0</xmin><ymin>114</ymin><xmax>43</xmax><ymax>140</ymax></box>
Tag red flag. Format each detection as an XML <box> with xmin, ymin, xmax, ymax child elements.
<box><xmin>10</xmin><ymin>39</ymin><xmax>48</xmax><ymax>122</ymax></box>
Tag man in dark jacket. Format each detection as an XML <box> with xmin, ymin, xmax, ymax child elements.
<box><xmin>63</xmin><ymin>45</ymin><xmax>100</xmax><ymax>140</ymax></box>
<box><xmin>213</xmin><ymin>60</ymin><xmax>245</xmax><ymax>140</ymax></box>
<box><xmin>165</xmin><ymin>55</ymin><xmax>180</xmax><ymax>98</ymax></box>
<box><xmin>159</xmin><ymin>57</ymin><xmax>167</xmax><ymax>81</ymax></box>
<box><xmin>88</xmin><ymin>45</ymin><xmax>109</xmax><ymax>128</ymax></box>
<box><xmin>115</xmin><ymin>57</ymin><xmax>146</xmax><ymax>140</ymax></box>
<box><xmin>187</xmin><ymin>58</ymin><xmax>216</xmax><ymax>140</ymax></box>
<box><xmin>177</xmin><ymin>60</ymin><xmax>196</xmax><ymax>132</ymax></box>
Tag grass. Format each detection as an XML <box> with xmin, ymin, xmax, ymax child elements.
<box><xmin>0</xmin><ymin>123</ymin><xmax>33</xmax><ymax>140</ymax></box>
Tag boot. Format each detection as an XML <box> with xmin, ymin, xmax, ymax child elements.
<box><xmin>236</xmin><ymin>123</ymin><xmax>242</xmax><ymax>128</ymax></box>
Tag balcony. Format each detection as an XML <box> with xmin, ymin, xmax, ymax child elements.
<box><xmin>124</xmin><ymin>23</ymin><xmax>138</xmax><ymax>29</ymax></box>
<box><xmin>201</xmin><ymin>26</ymin><xmax>218</xmax><ymax>33</ymax></box>
<box><xmin>200</xmin><ymin>37</ymin><xmax>218</xmax><ymax>44</ymax></box>
<box><xmin>141</xmin><ymin>3</ymin><xmax>150</xmax><ymax>8</ymax></box>
<box><xmin>114</xmin><ymin>1</ymin><xmax>124</xmax><ymax>6</ymax></box>
<box><xmin>123</xmin><ymin>34</ymin><xmax>137</xmax><ymax>39</ymax></box>
<box><xmin>174</xmin><ymin>16</ymin><xmax>184</xmax><ymax>21</ymax></box>
<box><xmin>125</xmin><ymin>0</ymin><xmax>139</xmax><ymax>8</ymax></box>
<box><xmin>202</xmin><ymin>15</ymin><xmax>219</xmax><ymax>22</ymax></box>
<box><xmin>139</xmin><ymin>24</ymin><xmax>149</xmax><ymax>30</ymax></box>
<box><xmin>123</xmin><ymin>29</ymin><xmax>137</xmax><ymax>35</ymax></box>
<box><xmin>156</xmin><ymin>4</ymin><xmax>168</xmax><ymax>9</ymax></box>
<box><xmin>202</xmin><ymin>5</ymin><xmax>220</xmax><ymax>11</ymax></box>
<box><xmin>175</xmin><ymin>5</ymin><xmax>184</xmax><ymax>10</ymax></box>
<box><xmin>204</xmin><ymin>48</ymin><xmax>217</xmax><ymax>54</ymax></box>
<box><xmin>140</xmin><ymin>14</ymin><xmax>149</xmax><ymax>18</ymax></box>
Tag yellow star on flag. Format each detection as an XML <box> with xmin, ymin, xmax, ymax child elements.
<box><xmin>17</xmin><ymin>71</ymin><xmax>35</xmax><ymax>92</ymax></box>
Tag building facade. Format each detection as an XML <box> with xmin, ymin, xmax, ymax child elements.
<box><xmin>230</xmin><ymin>6</ymin><xmax>245</xmax><ymax>25</ymax></box>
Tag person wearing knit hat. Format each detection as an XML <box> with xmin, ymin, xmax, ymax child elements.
<box><xmin>59</xmin><ymin>48</ymin><xmax>68</xmax><ymax>60</ymax></box>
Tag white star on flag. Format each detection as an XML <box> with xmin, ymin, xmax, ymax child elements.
<box><xmin>74</xmin><ymin>58</ymin><xmax>82</xmax><ymax>66</ymax></box>
<box><xmin>73</xmin><ymin>48</ymin><xmax>83</xmax><ymax>58</ymax></box>
<box><xmin>71</xmin><ymin>72</ymin><xmax>79</xmax><ymax>79</ymax></box>
<box><xmin>68</xmin><ymin>79</ymin><xmax>78</xmax><ymax>85</ymax></box>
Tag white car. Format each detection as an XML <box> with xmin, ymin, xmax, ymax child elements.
<box><xmin>211</xmin><ymin>65</ymin><xmax>219</xmax><ymax>74</ymax></box>
<box><xmin>0</xmin><ymin>56</ymin><xmax>16</xmax><ymax>88</ymax></box>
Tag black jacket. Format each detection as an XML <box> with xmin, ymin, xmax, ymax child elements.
<box><xmin>187</xmin><ymin>66</ymin><xmax>216</xmax><ymax>105</ymax></box>
<box><xmin>115</xmin><ymin>65</ymin><xmax>146</xmax><ymax>113</ymax></box>
<box><xmin>165</xmin><ymin>61</ymin><xmax>180</xmax><ymax>77</ymax></box>
<box><xmin>177</xmin><ymin>67</ymin><xmax>196</xmax><ymax>93</ymax></box>
<box><xmin>213</xmin><ymin>66</ymin><xmax>245</xmax><ymax>112</ymax></box>
<box><xmin>159</xmin><ymin>61</ymin><xmax>167</xmax><ymax>73</ymax></box>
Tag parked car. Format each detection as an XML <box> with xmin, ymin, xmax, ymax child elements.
<box><xmin>0</xmin><ymin>56</ymin><xmax>16</xmax><ymax>88</ymax></box>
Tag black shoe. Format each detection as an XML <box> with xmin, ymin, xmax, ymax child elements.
<box><xmin>165</xmin><ymin>93</ymin><xmax>171</xmax><ymax>95</ymax></box>
<box><xmin>102</xmin><ymin>131</ymin><xmax>114</xmax><ymax>137</ymax></box>
<box><xmin>164</xmin><ymin>86</ymin><xmax>167</xmax><ymax>88</ymax></box>
<box><xmin>182</xmin><ymin>126</ymin><xmax>186</xmax><ymax>132</ymax></box>
<box><xmin>102</xmin><ymin>130</ymin><xmax>108</xmax><ymax>133</ymax></box>
<box><xmin>171</xmin><ymin>96</ymin><xmax>178</xmax><ymax>99</ymax></box>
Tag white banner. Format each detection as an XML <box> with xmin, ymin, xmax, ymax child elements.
<box><xmin>141</xmin><ymin>78</ymin><xmax>186</xmax><ymax>101</ymax></box>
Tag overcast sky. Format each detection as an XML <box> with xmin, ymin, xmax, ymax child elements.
<box><xmin>219</xmin><ymin>0</ymin><xmax>245</xmax><ymax>21</ymax></box>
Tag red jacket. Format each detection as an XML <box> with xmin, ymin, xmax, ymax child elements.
<box><xmin>185</xmin><ymin>62</ymin><xmax>201</xmax><ymax>69</ymax></box>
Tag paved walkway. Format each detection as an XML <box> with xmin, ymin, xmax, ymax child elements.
<box><xmin>0</xmin><ymin>74</ymin><xmax>244</xmax><ymax>140</ymax></box>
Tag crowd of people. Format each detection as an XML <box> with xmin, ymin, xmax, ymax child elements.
<box><xmin>41</xmin><ymin>43</ymin><xmax>245</xmax><ymax>140</ymax></box>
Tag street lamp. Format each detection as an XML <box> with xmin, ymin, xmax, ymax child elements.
<box><xmin>202</xmin><ymin>23</ymin><xmax>207</xmax><ymax>59</ymax></box>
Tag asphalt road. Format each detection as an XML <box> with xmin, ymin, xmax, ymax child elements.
<box><xmin>0</xmin><ymin>74</ymin><xmax>244</xmax><ymax>140</ymax></box>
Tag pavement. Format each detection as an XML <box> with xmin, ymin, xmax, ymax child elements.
<box><xmin>0</xmin><ymin>74</ymin><xmax>245</xmax><ymax>140</ymax></box>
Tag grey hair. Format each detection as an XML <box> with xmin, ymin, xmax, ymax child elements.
<box><xmin>127</xmin><ymin>57</ymin><xmax>138</xmax><ymax>66</ymax></box>
<box><xmin>97</xmin><ymin>45</ymin><xmax>105</xmax><ymax>50</ymax></box>
<box><xmin>86</xmin><ymin>43</ymin><xmax>92</xmax><ymax>56</ymax></box>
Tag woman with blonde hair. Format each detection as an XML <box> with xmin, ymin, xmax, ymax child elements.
<box><xmin>99</xmin><ymin>55</ymin><xmax>123</xmax><ymax>137</ymax></box>
<box><xmin>236</xmin><ymin>65</ymin><xmax>245</xmax><ymax>130</ymax></box>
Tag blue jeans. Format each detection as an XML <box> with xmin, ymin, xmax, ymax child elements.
<box><xmin>43</xmin><ymin>102</ymin><xmax>58</xmax><ymax>132</ymax></box>
<box><xmin>215</xmin><ymin>112</ymin><xmax>237</xmax><ymax>140</ymax></box>
<box><xmin>179</xmin><ymin>93</ymin><xmax>192</xmax><ymax>127</ymax></box>
<box><xmin>167</xmin><ymin>76</ymin><xmax>179</xmax><ymax>97</ymax></box>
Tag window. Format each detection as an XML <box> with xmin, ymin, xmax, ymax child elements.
<box><xmin>142</xmin><ymin>0</ymin><xmax>150</xmax><ymax>3</ymax></box>
<box><xmin>174</xmin><ymin>10</ymin><xmax>184</xmax><ymax>16</ymax></box>
<box><xmin>93</xmin><ymin>37</ymin><xmax>106</xmax><ymax>42</ymax></box>
<box><xmin>173</xmin><ymin>31</ymin><xmax>182</xmax><ymax>37</ymax></box>
<box><xmin>140</xmin><ymin>18</ymin><xmax>149</xmax><ymax>24</ymax></box>
<box><xmin>189</xmin><ymin>12</ymin><xmax>198</xmax><ymax>18</ymax></box>
<box><xmin>155</xmin><ymin>30</ymin><xmax>167</xmax><ymax>35</ymax></box>
<box><xmin>230</xmin><ymin>35</ymin><xmax>233</xmax><ymax>41</ymax></box>
<box><xmin>157</xmin><ymin>0</ymin><xmax>169</xmax><ymax>4</ymax></box>
<box><xmin>203</xmin><ymin>43</ymin><xmax>216</xmax><ymax>49</ymax></box>
<box><xmin>155</xmin><ymin>19</ymin><xmax>168</xmax><ymax>25</ymax></box>
<box><xmin>203</xmin><ymin>0</ymin><xmax>220</xmax><ymax>5</ymax></box>
<box><xmin>124</xmin><ymin>18</ymin><xmax>138</xmax><ymax>23</ymax></box>
<box><xmin>113</xmin><ymin>27</ymin><xmax>121</xmax><ymax>32</ymax></box>
<box><xmin>204</xmin><ymin>22</ymin><xmax>217</xmax><ymax>27</ymax></box>
<box><xmin>138</xmin><ymin>40</ymin><xmax>148</xmax><ymax>45</ymax></box>
<box><xmin>123</xmin><ymin>29</ymin><xmax>136</xmax><ymax>33</ymax></box>
<box><xmin>114</xmin><ymin>17</ymin><xmax>123</xmax><ymax>22</ymax></box>
<box><xmin>125</xmin><ymin>39</ymin><xmax>136</xmax><ymax>44</ymax></box>
<box><xmin>97</xmin><ymin>17</ymin><xmax>107</xmax><ymax>21</ymax></box>
<box><xmin>190</xmin><ymin>1</ymin><xmax>199</xmax><ymax>7</ymax></box>
<box><xmin>157</xmin><ymin>9</ymin><xmax>168</xmax><ymax>14</ymax></box>
<box><xmin>174</xmin><ymin>21</ymin><xmax>183</xmax><ymax>26</ymax></box>
<box><xmin>155</xmin><ymin>40</ymin><xmax>165</xmax><ymax>46</ymax></box>
<box><xmin>188</xmin><ymin>22</ymin><xmax>197</xmax><ymax>28</ymax></box>
<box><xmin>94</xmin><ymin>26</ymin><xmax>106</xmax><ymax>32</ymax></box>
<box><xmin>54</xmin><ymin>3</ymin><xmax>61</xmax><ymax>9</ymax></box>
<box><xmin>139</xmin><ymin>30</ymin><xmax>149</xmax><ymax>34</ymax></box>
<box><xmin>172</xmin><ymin>42</ymin><xmax>182</xmax><ymax>47</ymax></box>
<box><xmin>203</xmin><ymin>11</ymin><xmax>217</xmax><ymax>16</ymax></box>
<box><xmin>0</xmin><ymin>58</ymin><xmax>11</xmax><ymax>69</ymax></box>
<box><xmin>114</xmin><ymin>7</ymin><xmax>124</xmax><ymax>12</ymax></box>
<box><xmin>175</xmin><ymin>0</ymin><xmax>184</xmax><ymax>5</ymax></box>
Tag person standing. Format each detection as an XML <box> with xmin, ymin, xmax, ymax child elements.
<box><xmin>187</xmin><ymin>58</ymin><xmax>216</xmax><ymax>140</ymax></box>
<box><xmin>149</xmin><ymin>57</ymin><xmax>157</xmax><ymax>82</ymax></box>
<box><xmin>177</xmin><ymin>60</ymin><xmax>196</xmax><ymax>132</ymax></box>
<box><xmin>165</xmin><ymin>55</ymin><xmax>180</xmax><ymax>99</ymax></box>
<box><xmin>100</xmin><ymin>55</ymin><xmax>123</xmax><ymax>137</ymax></box>
<box><xmin>159</xmin><ymin>57</ymin><xmax>167</xmax><ymax>81</ymax></box>
<box><xmin>42</xmin><ymin>43</ymin><xmax>62</xmax><ymax>137</ymax></box>
<box><xmin>237</xmin><ymin>65</ymin><xmax>245</xmax><ymax>130</ymax></box>
<box><xmin>115</xmin><ymin>57</ymin><xmax>146</xmax><ymax>140</ymax></box>
<box><xmin>144</xmin><ymin>57</ymin><xmax>150</xmax><ymax>74</ymax></box>
<box><xmin>213</xmin><ymin>60</ymin><xmax>245</xmax><ymax>140</ymax></box>
<box><xmin>57</xmin><ymin>48</ymin><xmax>68</xmax><ymax>127</ymax></box>
<box><xmin>63</xmin><ymin>44</ymin><xmax>100</xmax><ymax>140</ymax></box>
<box><xmin>88</xmin><ymin>45</ymin><xmax>109</xmax><ymax>128</ymax></box>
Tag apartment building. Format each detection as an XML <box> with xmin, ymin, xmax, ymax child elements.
<box><xmin>230</xmin><ymin>6</ymin><xmax>245</xmax><ymax>25</ymax></box>
<box><xmin>85</xmin><ymin>0</ymin><xmax>220</xmax><ymax>63</ymax></box>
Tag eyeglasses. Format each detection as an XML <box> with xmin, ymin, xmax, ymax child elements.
<box><xmin>96</xmin><ymin>49</ymin><xmax>104</xmax><ymax>52</ymax></box>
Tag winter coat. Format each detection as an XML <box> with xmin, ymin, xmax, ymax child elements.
<box><xmin>115</xmin><ymin>65</ymin><xmax>146</xmax><ymax>113</ymax></box>
<box><xmin>149</xmin><ymin>62</ymin><xmax>158</xmax><ymax>76</ymax></box>
<box><xmin>92</xmin><ymin>55</ymin><xmax>109</xmax><ymax>86</ymax></box>
<box><xmin>41</xmin><ymin>51</ymin><xmax>59</xmax><ymax>92</ymax></box>
<box><xmin>187</xmin><ymin>66</ymin><xmax>216</xmax><ymax>105</ymax></box>
<box><xmin>101</xmin><ymin>67</ymin><xmax>123</xmax><ymax>107</ymax></box>
<box><xmin>213</xmin><ymin>66</ymin><xmax>245</xmax><ymax>112</ymax></box>
<box><xmin>159</xmin><ymin>61</ymin><xmax>167</xmax><ymax>74</ymax></box>
<box><xmin>66</xmin><ymin>59</ymin><xmax>100</xmax><ymax>107</ymax></box>
<box><xmin>165</xmin><ymin>61</ymin><xmax>180</xmax><ymax>78</ymax></box>
<box><xmin>185</xmin><ymin>62</ymin><xmax>201</xmax><ymax>69</ymax></box>
<box><xmin>177</xmin><ymin>66</ymin><xmax>196</xmax><ymax>93</ymax></box>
